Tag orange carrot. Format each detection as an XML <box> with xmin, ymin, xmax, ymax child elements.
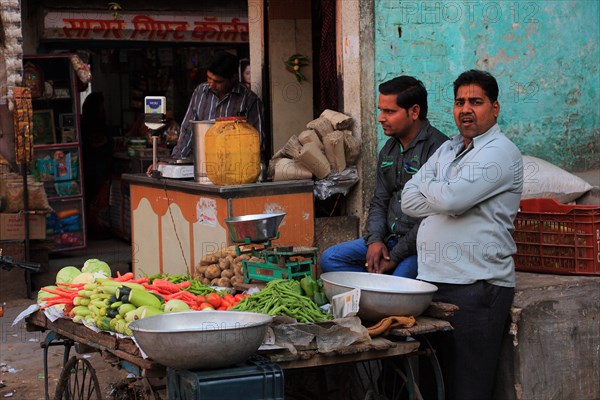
<box><xmin>112</xmin><ymin>272</ymin><xmax>134</xmax><ymax>282</ymax></box>
<box><xmin>151</xmin><ymin>279</ymin><xmax>180</xmax><ymax>293</ymax></box>
<box><xmin>178</xmin><ymin>281</ymin><xmax>191</xmax><ymax>289</ymax></box>
<box><xmin>130</xmin><ymin>277</ymin><xmax>150</xmax><ymax>284</ymax></box>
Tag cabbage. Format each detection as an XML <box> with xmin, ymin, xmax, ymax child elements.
<box><xmin>38</xmin><ymin>285</ymin><xmax>57</xmax><ymax>304</ymax></box>
<box><xmin>164</xmin><ymin>299</ymin><xmax>190</xmax><ymax>313</ymax></box>
<box><xmin>56</xmin><ymin>266</ymin><xmax>81</xmax><ymax>284</ymax></box>
<box><xmin>71</xmin><ymin>272</ymin><xmax>95</xmax><ymax>285</ymax></box>
<box><xmin>81</xmin><ymin>259</ymin><xmax>111</xmax><ymax>278</ymax></box>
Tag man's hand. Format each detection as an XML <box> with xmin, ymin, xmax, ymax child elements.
<box><xmin>374</xmin><ymin>258</ymin><xmax>397</xmax><ymax>274</ymax></box>
<box><xmin>366</xmin><ymin>242</ymin><xmax>392</xmax><ymax>273</ymax></box>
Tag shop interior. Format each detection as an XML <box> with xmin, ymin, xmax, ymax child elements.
<box><xmin>49</xmin><ymin>43</ymin><xmax>250</xmax><ymax>155</ymax></box>
<box><xmin>35</xmin><ymin>43</ymin><xmax>251</xmax><ymax>240</ymax></box>
<box><xmin>24</xmin><ymin>0</ymin><xmax>342</xmax><ymax>249</ymax></box>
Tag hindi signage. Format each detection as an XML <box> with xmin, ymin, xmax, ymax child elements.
<box><xmin>43</xmin><ymin>11</ymin><xmax>249</xmax><ymax>43</ymax></box>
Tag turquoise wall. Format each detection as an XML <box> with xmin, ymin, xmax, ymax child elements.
<box><xmin>374</xmin><ymin>0</ymin><xmax>599</xmax><ymax>171</ymax></box>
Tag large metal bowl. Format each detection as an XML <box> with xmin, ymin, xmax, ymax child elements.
<box><xmin>320</xmin><ymin>272</ymin><xmax>438</xmax><ymax>321</ymax></box>
<box><xmin>224</xmin><ymin>213</ymin><xmax>286</xmax><ymax>243</ymax></box>
<box><xmin>128</xmin><ymin>311</ymin><xmax>272</xmax><ymax>370</ymax></box>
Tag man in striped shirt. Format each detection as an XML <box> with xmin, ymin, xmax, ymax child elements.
<box><xmin>171</xmin><ymin>51</ymin><xmax>265</xmax><ymax>159</ymax></box>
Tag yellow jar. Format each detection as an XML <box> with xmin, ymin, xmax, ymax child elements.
<box><xmin>204</xmin><ymin>117</ymin><xmax>260</xmax><ymax>185</ymax></box>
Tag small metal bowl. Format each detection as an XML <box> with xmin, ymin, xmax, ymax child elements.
<box><xmin>129</xmin><ymin>311</ymin><xmax>272</xmax><ymax>370</ymax></box>
<box><xmin>320</xmin><ymin>272</ymin><xmax>438</xmax><ymax>321</ymax></box>
<box><xmin>225</xmin><ymin>213</ymin><xmax>286</xmax><ymax>243</ymax></box>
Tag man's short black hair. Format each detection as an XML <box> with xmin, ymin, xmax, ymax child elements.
<box><xmin>378</xmin><ymin>76</ymin><xmax>428</xmax><ymax>120</ymax></box>
<box><xmin>208</xmin><ymin>51</ymin><xmax>239</xmax><ymax>80</ymax></box>
<box><xmin>453</xmin><ymin>69</ymin><xmax>499</xmax><ymax>102</ymax></box>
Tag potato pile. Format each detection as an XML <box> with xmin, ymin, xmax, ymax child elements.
<box><xmin>194</xmin><ymin>245</ymin><xmax>260</xmax><ymax>288</ymax></box>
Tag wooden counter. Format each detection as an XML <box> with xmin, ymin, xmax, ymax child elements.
<box><xmin>122</xmin><ymin>174</ymin><xmax>314</xmax><ymax>277</ymax></box>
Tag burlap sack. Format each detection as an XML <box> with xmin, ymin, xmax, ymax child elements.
<box><xmin>323</xmin><ymin>130</ymin><xmax>346</xmax><ymax>172</ymax></box>
<box><xmin>5</xmin><ymin>181</ymin><xmax>53</xmax><ymax>212</ymax></box>
<box><xmin>343</xmin><ymin>130</ymin><xmax>361</xmax><ymax>165</ymax></box>
<box><xmin>273</xmin><ymin>158</ymin><xmax>313</xmax><ymax>181</ymax></box>
<box><xmin>295</xmin><ymin>142</ymin><xmax>331</xmax><ymax>179</ymax></box>
<box><xmin>0</xmin><ymin>173</ymin><xmax>21</xmax><ymax>201</ymax></box>
<box><xmin>320</xmin><ymin>109</ymin><xmax>353</xmax><ymax>130</ymax></box>
<box><xmin>306</xmin><ymin>117</ymin><xmax>334</xmax><ymax>139</ymax></box>
<box><xmin>274</xmin><ymin>135</ymin><xmax>302</xmax><ymax>159</ymax></box>
<box><xmin>298</xmin><ymin>129</ymin><xmax>324</xmax><ymax>150</ymax></box>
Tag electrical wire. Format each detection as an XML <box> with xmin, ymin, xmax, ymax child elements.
<box><xmin>161</xmin><ymin>180</ymin><xmax>190</xmax><ymax>274</ymax></box>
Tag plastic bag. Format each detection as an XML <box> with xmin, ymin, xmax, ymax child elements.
<box><xmin>314</xmin><ymin>166</ymin><xmax>359</xmax><ymax>200</ymax></box>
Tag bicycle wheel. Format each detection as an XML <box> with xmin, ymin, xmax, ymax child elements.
<box><xmin>54</xmin><ymin>356</ymin><xmax>103</xmax><ymax>400</ymax></box>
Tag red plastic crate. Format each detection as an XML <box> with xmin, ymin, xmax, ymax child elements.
<box><xmin>513</xmin><ymin>198</ymin><xmax>600</xmax><ymax>275</ymax></box>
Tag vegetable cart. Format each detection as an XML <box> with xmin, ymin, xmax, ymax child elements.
<box><xmin>26</xmin><ymin>310</ymin><xmax>166</xmax><ymax>400</ymax></box>
<box><xmin>26</xmin><ymin>303</ymin><xmax>454</xmax><ymax>400</ymax></box>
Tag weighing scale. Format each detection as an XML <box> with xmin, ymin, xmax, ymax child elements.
<box><xmin>145</xmin><ymin>96</ymin><xmax>167</xmax><ymax>179</ymax></box>
<box><xmin>226</xmin><ymin>213</ymin><xmax>318</xmax><ymax>283</ymax></box>
<box><xmin>157</xmin><ymin>158</ymin><xmax>194</xmax><ymax>179</ymax></box>
<box><xmin>145</xmin><ymin>97</ymin><xmax>195</xmax><ymax>180</ymax></box>
<box><xmin>238</xmin><ymin>242</ymin><xmax>318</xmax><ymax>283</ymax></box>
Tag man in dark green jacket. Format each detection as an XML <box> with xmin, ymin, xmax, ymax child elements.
<box><xmin>320</xmin><ymin>76</ymin><xmax>449</xmax><ymax>277</ymax></box>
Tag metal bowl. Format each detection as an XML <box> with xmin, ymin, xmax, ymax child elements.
<box><xmin>320</xmin><ymin>272</ymin><xmax>438</xmax><ymax>321</ymax></box>
<box><xmin>128</xmin><ymin>311</ymin><xmax>272</xmax><ymax>370</ymax></box>
<box><xmin>225</xmin><ymin>213</ymin><xmax>286</xmax><ymax>243</ymax></box>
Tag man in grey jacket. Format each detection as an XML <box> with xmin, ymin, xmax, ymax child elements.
<box><xmin>320</xmin><ymin>76</ymin><xmax>449</xmax><ymax>277</ymax></box>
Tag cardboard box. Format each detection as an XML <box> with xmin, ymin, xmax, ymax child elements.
<box><xmin>0</xmin><ymin>213</ymin><xmax>46</xmax><ymax>240</ymax></box>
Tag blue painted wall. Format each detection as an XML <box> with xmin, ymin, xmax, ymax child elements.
<box><xmin>374</xmin><ymin>0</ymin><xmax>599</xmax><ymax>171</ymax></box>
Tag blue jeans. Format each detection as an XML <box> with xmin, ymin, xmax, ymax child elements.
<box><xmin>320</xmin><ymin>238</ymin><xmax>418</xmax><ymax>278</ymax></box>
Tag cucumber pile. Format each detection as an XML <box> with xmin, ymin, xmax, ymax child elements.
<box><xmin>70</xmin><ymin>278</ymin><xmax>165</xmax><ymax>336</ymax></box>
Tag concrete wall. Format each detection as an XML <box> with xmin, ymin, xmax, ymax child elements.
<box><xmin>495</xmin><ymin>272</ymin><xmax>600</xmax><ymax>400</ymax></box>
<box><xmin>337</xmin><ymin>1</ymin><xmax>376</xmax><ymax>225</ymax></box>
<box><xmin>267</xmin><ymin>0</ymin><xmax>314</xmax><ymax>153</ymax></box>
<box><xmin>374</xmin><ymin>0</ymin><xmax>599</xmax><ymax>172</ymax></box>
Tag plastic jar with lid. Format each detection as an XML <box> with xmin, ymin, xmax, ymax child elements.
<box><xmin>204</xmin><ymin>116</ymin><xmax>260</xmax><ymax>185</ymax></box>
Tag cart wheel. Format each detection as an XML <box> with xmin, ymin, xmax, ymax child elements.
<box><xmin>54</xmin><ymin>356</ymin><xmax>103</xmax><ymax>400</ymax></box>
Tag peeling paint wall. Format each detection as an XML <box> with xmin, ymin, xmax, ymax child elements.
<box><xmin>374</xmin><ymin>0</ymin><xmax>599</xmax><ymax>171</ymax></box>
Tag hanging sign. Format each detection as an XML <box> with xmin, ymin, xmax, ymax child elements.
<box><xmin>13</xmin><ymin>87</ymin><xmax>34</xmax><ymax>164</ymax></box>
<box><xmin>43</xmin><ymin>11</ymin><xmax>249</xmax><ymax>43</ymax></box>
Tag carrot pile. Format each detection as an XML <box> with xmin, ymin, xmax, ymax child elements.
<box><xmin>39</xmin><ymin>286</ymin><xmax>82</xmax><ymax>309</ymax></box>
<box><xmin>109</xmin><ymin>271</ymin><xmax>149</xmax><ymax>284</ymax></box>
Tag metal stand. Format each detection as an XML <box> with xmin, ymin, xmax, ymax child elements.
<box><xmin>20</xmin><ymin>162</ymin><xmax>33</xmax><ymax>299</ymax></box>
<box><xmin>150</xmin><ymin>130</ymin><xmax>162</xmax><ymax>179</ymax></box>
<box><xmin>41</xmin><ymin>331</ymin><xmax>74</xmax><ymax>400</ymax></box>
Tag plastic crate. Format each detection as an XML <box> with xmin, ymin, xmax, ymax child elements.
<box><xmin>513</xmin><ymin>198</ymin><xmax>600</xmax><ymax>275</ymax></box>
<box><xmin>166</xmin><ymin>356</ymin><xmax>284</xmax><ymax>399</ymax></box>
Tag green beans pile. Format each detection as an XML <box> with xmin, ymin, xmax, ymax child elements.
<box><xmin>186</xmin><ymin>279</ymin><xmax>218</xmax><ymax>296</ymax></box>
<box><xmin>232</xmin><ymin>279</ymin><xmax>332</xmax><ymax>323</ymax></box>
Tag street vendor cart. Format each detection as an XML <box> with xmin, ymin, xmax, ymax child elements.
<box><xmin>25</xmin><ymin>305</ymin><xmax>454</xmax><ymax>400</ymax></box>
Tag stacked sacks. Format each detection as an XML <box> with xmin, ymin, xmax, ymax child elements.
<box><xmin>269</xmin><ymin>109</ymin><xmax>361</xmax><ymax>181</ymax></box>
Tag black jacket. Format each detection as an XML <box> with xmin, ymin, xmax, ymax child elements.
<box><xmin>364</xmin><ymin>120</ymin><xmax>449</xmax><ymax>263</ymax></box>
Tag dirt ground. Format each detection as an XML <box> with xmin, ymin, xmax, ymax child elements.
<box><xmin>0</xmin><ymin>297</ymin><xmax>130</xmax><ymax>400</ymax></box>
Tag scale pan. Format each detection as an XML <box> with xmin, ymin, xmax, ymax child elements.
<box><xmin>225</xmin><ymin>213</ymin><xmax>286</xmax><ymax>243</ymax></box>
